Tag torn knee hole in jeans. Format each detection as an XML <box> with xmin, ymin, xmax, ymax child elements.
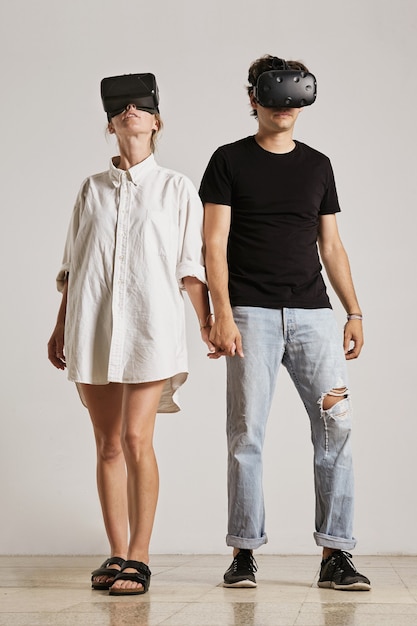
<box><xmin>319</xmin><ymin>387</ymin><xmax>349</xmax><ymax>412</ymax></box>
<box><xmin>318</xmin><ymin>387</ymin><xmax>350</xmax><ymax>454</ymax></box>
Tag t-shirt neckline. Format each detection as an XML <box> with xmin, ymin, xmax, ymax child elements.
<box><xmin>251</xmin><ymin>135</ymin><xmax>299</xmax><ymax>157</ymax></box>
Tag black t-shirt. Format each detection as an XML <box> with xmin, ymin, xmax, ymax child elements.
<box><xmin>199</xmin><ymin>136</ymin><xmax>340</xmax><ymax>309</ymax></box>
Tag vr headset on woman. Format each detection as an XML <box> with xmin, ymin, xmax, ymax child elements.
<box><xmin>101</xmin><ymin>73</ymin><xmax>159</xmax><ymax>120</ymax></box>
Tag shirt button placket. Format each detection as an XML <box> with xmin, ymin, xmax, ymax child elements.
<box><xmin>109</xmin><ymin>175</ymin><xmax>131</xmax><ymax>379</ymax></box>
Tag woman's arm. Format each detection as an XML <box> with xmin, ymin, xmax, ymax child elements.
<box><xmin>47</xmin><ymin>277</ymin><xmax>68</xmax><ymax>370</ymax></box>
<box><xmin>182</xmin><ymin>276</ymin><xmax>215</xmax><ymax>352</ymax></box>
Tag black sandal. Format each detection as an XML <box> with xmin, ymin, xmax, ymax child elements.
<box><xmin>109</xmin><ymin>560</ymin><xmax>151</xmax><ymax>596</ymax></box>
<box><xmin>91</xmin><ymin>556</ymin><xmax>125</xmax><ymax>590</ymax></box>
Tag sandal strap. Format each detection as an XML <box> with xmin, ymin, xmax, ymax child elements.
<box><xmin>113</xmin><ymin>560</ymin><xmax>151</xmax><ymax>590</ymax></box>
<box><xmin>122</xmin><ymin>560</ymin><xmax>151</xmax><ymax>576</ymax></box>
<box><xmin>91</xmin><ymin>556</ymin><xmax>125</xmax><ymax>578</ymax></box>
<box><xmin>103</xmin><ymin>556</ymin><xmax>126</xmax><ymax>569</ymax></box>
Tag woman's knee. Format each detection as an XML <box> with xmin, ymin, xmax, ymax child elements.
<box><xmin>121</xmin><ymin>427</ymin><xmax>154</xmax><ymax>459</ymax></box>
<box><xmin>95</xmin><ymin>435</ymin><xmax>123</xmax><ymax>463</ymax></box>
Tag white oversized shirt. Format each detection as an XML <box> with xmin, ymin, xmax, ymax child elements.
<box><xmin>57</xmin><ymin>154</ymin><xmax>206</xmax><ymax>412</ymax></box>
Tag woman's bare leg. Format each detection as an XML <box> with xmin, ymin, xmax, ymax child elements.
<box><xmin>110</xmin><ymin>380</ymin><xmax>165</xmax><ymax>592</ymax></box>
<box><xmin>80</xmin><ymin>383</ymin><xmax>128</xmax><ymax>585</ymax></box>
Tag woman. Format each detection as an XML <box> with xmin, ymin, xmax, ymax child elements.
<box><xmin>47</xmin><ymin>73</ymin><xmax>213</xmax><ymax>595</ymax></box>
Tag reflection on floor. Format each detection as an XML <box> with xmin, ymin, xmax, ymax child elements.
<box><xmin>1</xmin><ymin>554</ymin><xmax>417</xmax><ymax>625</ymax></box>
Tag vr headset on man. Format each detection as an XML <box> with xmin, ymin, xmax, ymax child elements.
<box><xmin>100</xmin><ymin>58</ymin><xmax>316</xmax><ymax>120</ymax></box>
<box><xmin>252</xmin><ymin>57</ymin><xmax>317</xmax><ymax>108</ymax></box>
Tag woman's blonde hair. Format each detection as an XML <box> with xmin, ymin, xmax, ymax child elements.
<box><xmin>150</xmin><ymin>113</ymin><xmax>163</xmax><ymax>153</ymax></box>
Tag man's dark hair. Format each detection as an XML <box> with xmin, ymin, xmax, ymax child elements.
<box><xmin>247</xmin><ymin>54</ymin><xmax>310</xmax><ymax>117</ymax></box>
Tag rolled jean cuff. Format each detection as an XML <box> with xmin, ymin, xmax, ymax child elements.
<box><xmin>226</xmin><ymin>533</ymin><xmax>268</xmax><ymax>550</ymax></box>
<box><xmin>314</xmin><ymin>531</ymin><xmax>356</xmax><ymax>551</ymax></box>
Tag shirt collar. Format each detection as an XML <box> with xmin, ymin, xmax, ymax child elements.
<box><xmin>109</xmin><ymin>153</ymin><xmax>157</xmax><ymax>187</ymax></box>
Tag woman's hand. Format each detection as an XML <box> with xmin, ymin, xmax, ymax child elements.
<box><xmin>47</xmin><ymin>323</ymin><xmax>66</xmax><ymax>370</ymax></box>
<box><xmin>199</xmin><ymin>313</ymin><xmax>216</xmax><ymax>354</ymax></box>
<box><xmin>201</xmin><ymin>328</ymin><xmax>216</xmax><ymax>354</ymax></box>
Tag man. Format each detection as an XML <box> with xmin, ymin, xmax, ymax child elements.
<box><xmin>199</xmin><ymin>54</ymin><xmax>370</xmax><ymax>591</ymax></box>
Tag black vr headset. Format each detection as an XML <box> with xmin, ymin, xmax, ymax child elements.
<box><xmin>253</xmin><ymin>57</ymin><xmax>317</xmax><ymax>108</ymax></box>
<box><xmin>101</xmin><ymin>73</ymin><xmax>159</xmax><ymax>120</ymax></box>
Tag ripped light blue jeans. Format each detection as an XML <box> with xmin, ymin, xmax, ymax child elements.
<box><xmin>226</xmin><ymin>306</ymin><xmax>356</xmax><ymax>551</ymax></box>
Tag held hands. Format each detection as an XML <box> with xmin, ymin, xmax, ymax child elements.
<box><xmin>204</xmin><ymin>316</ymin><xmax>244</xmax><ymax>359</ymax></box>
<box><xmin>343</xmin><ymin>318</ymin><xmax>364</xmax><ymax>360</ymax></box>
<box><xmin>47</xmin><ymin>323</ymin><xmax>66</xmax><ymax>370</ymax></box>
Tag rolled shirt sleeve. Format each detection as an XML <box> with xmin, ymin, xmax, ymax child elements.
<box><xmin>175</xmin><ymin>176</ymin><xmax>207</xmax><ymax>289</ymax></box>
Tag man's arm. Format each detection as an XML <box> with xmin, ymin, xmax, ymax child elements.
<box><xmin>318</xmin><ymin>214</ymin><xmax>364</xmax><ymax>360</ymax></box>
<box><xmin>203</xmin><ymin>203</ymin><xmax>244</xmax><ymax>358</ymax></box>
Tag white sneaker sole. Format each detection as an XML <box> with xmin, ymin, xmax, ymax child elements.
<box><xmin>223</xmin><ymin>579</ymin><xmax>257</xmax><ymax>588</ymax></box>
<box><xmin>318</xmin><ymin>581</ymin><xmax>371</xmax><ymax>591</ymax></box>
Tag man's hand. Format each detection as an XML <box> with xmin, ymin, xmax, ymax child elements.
<box><xmin>207</xmin><ymin>317</ymin><xmax>244</xmax><ymax>359</ymax></box>
<box><xmin>344</xmin><ymin>319</ymin><xmax>364</xmax><ymax>360</ymax></box>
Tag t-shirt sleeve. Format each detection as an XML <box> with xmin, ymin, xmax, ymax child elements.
<box><xmin>319</xmin><ymin>159</ymin><xmax>341</xmax><ymax>215</ymax></box>
<box><xmin>199</xmin><ymin>147</ymin><xmax>232</xmax><ymax>206</ymax></box>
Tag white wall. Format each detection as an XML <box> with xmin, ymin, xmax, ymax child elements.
<box><xmin>1</xmin><ymin>0</ymin><xmax>416</xmax><ymax>555</ymax></box>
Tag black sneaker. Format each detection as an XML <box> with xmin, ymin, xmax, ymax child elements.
<box><xmin>223</xmin><ymin>549</ymin><xmax>258</xmax><ymax>588</ymax></box>
<box><xmin>318</xmin><ymin>550</ymin><xmax>371</xmax><ymax>591</ymax></box>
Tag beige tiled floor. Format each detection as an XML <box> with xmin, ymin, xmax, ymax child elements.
<box><xmin>1</xmin><ymin>555</ymin><xmax>417</xmax><ymax>625</ymax></box>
